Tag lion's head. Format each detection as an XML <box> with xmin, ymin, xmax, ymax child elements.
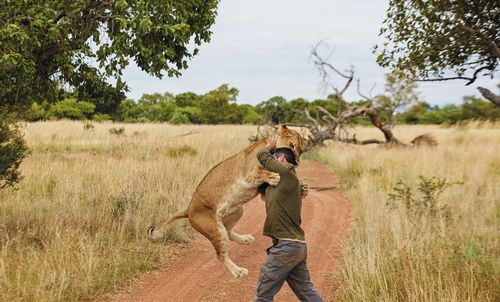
<box><xmin>275</xmin><ymin>125</ymin><xmax>308</xmax><ymax>164</ymax></box>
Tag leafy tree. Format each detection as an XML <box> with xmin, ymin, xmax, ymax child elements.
<box><xmin>255</xmin><ymin>96</ymin><xmax>292</xmax><ymax>124</ymax></box>
<box><xmin>398</xmin><ymin>102</ymin><xmax>434</xmax><ymax>124</ymax></box>
<box><xmin>0</xmin><ymin>0</ymin><xmax>219</xmax><ymax>112</ymax></box>
<box><xmin>461</xmin><ymin>95</ymin><xmax>500</xmax><ymax>120</ymax></box>
<box><xmin>239</xmin><ymin>104</ymin><xmax>261</xmax><ymax>124</ymax></box>
<box><xmin>176</xmin><ymin>106</ymin><xmax>203</xmax><ymax>124</ymax></box>
<box><xmin>199</xmin><ymin>84</ymin><xmax>239</xmax><ymax>124</ymax></box>
<box><xmin>376</xmin><ymin>0</ymin><xmax>499</xmax><ymax>105</ymax></box>
<box><xmin>0</xmin><ymin>117</ymin><xmax>28</xmax><ymax>189</ymax></box>
<box><xmin>374</xmin><ymin>71</ymin><xmax>419</xmax><ymax>126</ymax></box>
<box><xmin>308</xmin><ymin>96</ymin><xmax>341</xmax><ymax>124</ymax></box>
<box><xmin>138</xmin><ymin>93</ymin><xmax>175</xmax><ymax>106</ymax></box>
<box><xmin>141</xmin><ymin>102</ymin><xmax>177</xmax><ymax>122</ymax></box>
<box><xmin>169</xmin><ymin>110</ymin><xmax>191</xmax><ymax>125</ymax></box>
<box><xmin>175</xmin><ymin>92</ymin><xmax>202</xmax><ymax>107</ymax></box>
<box><xmin>26</xmin><ymin>101</ymin><xmax>50</xmax><ymax>121</ymax></box>
<box><xmin>114</xmin><ymin>99</ymin><xmax>140</xmax><ymax>122</ymax></box>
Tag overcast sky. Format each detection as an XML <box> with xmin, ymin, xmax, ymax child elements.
<box><xmin>122</xmin><ymin>0</ymin><xmax>498</xmax><ymax>106</ymax></box>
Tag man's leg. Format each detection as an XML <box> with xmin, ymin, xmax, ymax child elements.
<box><xmin>286</xmin><ymin>247</ymin><xmax>323</xmax><ymax>302</ymax></box>
<box><xmin>254</xmin><ymin>240</ymin><xmax>305</xmax><ymax>302</ymax></box>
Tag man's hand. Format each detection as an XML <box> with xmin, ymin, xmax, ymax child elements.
<box><xmin>300</xmin><ymin>181</ymin><xmax>309</xmax><ymax>198</ymax></box>
<box><xmin>265</xmin><ymin>135</ymin><xmax>277</xmax><ymax>151</ymax></box>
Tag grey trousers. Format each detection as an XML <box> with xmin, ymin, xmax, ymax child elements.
<box><xmin>254</xmin><ymin>239</ymin><xmax>324</xmax><ymax>302</ymax></box>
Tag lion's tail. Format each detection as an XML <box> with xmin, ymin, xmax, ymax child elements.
<box><xmin>148</xmin><ymin>209</ymin><xmax>189</xmax><ymax>240</ymax></box>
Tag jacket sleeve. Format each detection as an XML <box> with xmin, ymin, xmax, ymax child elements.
<box><xmin>257</xmin><ymin>148</ymin><xmax>291</xmax><ymax>175</ymax></box>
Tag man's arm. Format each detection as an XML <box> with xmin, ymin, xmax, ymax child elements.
<box><xmin>257</xmin><ymin>148</ymin><xmax>290</xmax><ymax>174</ymax></box>
<box><xmin>257</xmin><ymin>135</ymin><xmax>291</xmax><ymax>175</ymax></box>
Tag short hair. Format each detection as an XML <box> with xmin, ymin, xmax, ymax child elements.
<box><xmin>272</xmin><ymin>147</ymin><xmax>298</xmax><ymax>165</ymax></box>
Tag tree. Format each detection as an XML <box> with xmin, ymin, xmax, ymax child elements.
<box><xmin>175</xmin><ymin>92</ymin><xmax>202</xmax><ymax>107</ymax></box>
<box><xmin>0</xmin><ymin>0</ymin><xmax>219</xmax><ymax>113</ymax></box>
<box><xmin>376</xmin><ymin>0</ymin><xmax>499</xmax><ymax>105</ymax></box>
<box><xmin>374</xmin><ymin>71</ymin><xmax>419</xmax><ymax>126</ymax></box>
<box><xmin>0</xmin><ymin>118</ymin><xmax>28</xmax><ymax>189</ymax></box>
<box><xmin>169</xmin><ymin>110</ymin><xmax>191</xmax><ymax>125</ymax></box>
<box><xmin>46</xmin><ymin>98</ymin><xmax>95</xmax><ymax>120</ymax></box>
<box><xmin>200</xmin><ymin>84</ymin><xmax>239</xmax><ymax>124</ymax></box>
<box><xmin>255</xmin><ymin>96</ymin><xmax>292</xmax><ymax>124</ymax></box>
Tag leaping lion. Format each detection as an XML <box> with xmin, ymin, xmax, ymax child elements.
<box><xmin>148</xmin><ymin>125</ymin><xmax>308</xmax><ymax>278</ymax></box>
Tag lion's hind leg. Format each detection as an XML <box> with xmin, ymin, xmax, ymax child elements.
<box><xmin>190</xmin><ymin>208</ymin><xmax>249</xmax><ymax>278</ymax></box>
<box><xmin>223</xmin><ymin>206</ymin><xmax>255</xmax><ymax>245</ymax></box>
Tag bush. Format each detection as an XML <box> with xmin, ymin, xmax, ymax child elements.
<box><xmin>387</xmin><ymin>176</ymin><xmax>462</xmax><ymax>219</ymax></box>
<box><xmin>47</xmin><ymin>98</ymin><xmax>95</xmax><ymax>120</ymax></box>
<box><xmin>166</xmin><ymin>145</ymin><xmax>197</xmax><ymax>157</ymax></box>
<box><xmin>83</xmin><ymin>121</ymin><xmax>94</xmax><ymax>130</ymax></box>
<box><xmin>0</xmin><ymin>117</ymin><xmax>29</xmax><ymax>189</ymax></box>
<box><xmin>26</xmin><ymin>102</ymin><xmax>49</xmax><ymax>121</ymax></box>
<box><xmin>92</xmin><ymin>113</ymin><xmax>111</xmax><ymax>122</ymax></box>
<box><xmin>109</xmin><ymin>127</ymin><xmax>125</xmax><ymax>135</ymax></box>
<box><xmin>169</xmin><ymin>111</ymin><xmax>190</xmax><ymax>125</ymax></box>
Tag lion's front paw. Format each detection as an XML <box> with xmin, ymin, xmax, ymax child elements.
<box><xmin>267</xmin><ymin>173</ymin><xmax>280</xmax><ymax>186</ymax></box>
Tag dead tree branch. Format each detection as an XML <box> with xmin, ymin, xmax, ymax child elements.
<box><xmin>477</xmin><ymin>86</ymin><xmax>500</xmax><ymax>106</ymax></box>
<box><xmin>250</xmin><ymin>42</ymin><xmax>438</xmax><ymax>148</ymax></box>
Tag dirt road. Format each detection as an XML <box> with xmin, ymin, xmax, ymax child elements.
<box><xmin>108</xmin><ymin>161</ymin><xmax>350</xmax><ymax>302</ymax></box>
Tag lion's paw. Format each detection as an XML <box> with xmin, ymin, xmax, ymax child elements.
<box><xmin>267</xmin><ymin>173</ymin><xmax>280</xmax><ymax>186</ymax></box>
<box><xmin>232</xmin><ymin>267</ymin><xmax>249</xmax><ymax>278</ymax></box>
<box><xmin>239</xmin><ymin>234</ymin><xmax>255</xmax><ymax>245</ymax></box>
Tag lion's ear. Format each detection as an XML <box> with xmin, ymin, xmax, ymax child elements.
<box><xmin>278</xmin><ymin>124</ymin><xmax>288</xmax><ymax>132</ymax></box>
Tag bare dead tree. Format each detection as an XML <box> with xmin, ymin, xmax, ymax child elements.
<box><xmin>250</xmin><ymin>42</ymin><xmax>438</xmax><ymax>148</ymax></box>
<box><xmin>297</xmin><ymin>42</ymin><xmax>406</xmax><ymax>146</ymax></box>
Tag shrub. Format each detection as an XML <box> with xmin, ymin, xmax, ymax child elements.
<box><xmin>169</xmin><ymin>111</ymin><xmax>190</xmax><ymax>125</ymax></box>
<box><xmin>92</xmin><ymin>113</ymin><xmax>111</xmax><ymax>122</ymax></box>
<box><xmin>0</xmin><ymin>117</ymin><xmax>29</xmax><ymax>189</ymax></box>
<box><xmin>83</xmin><ymin>121</ymin><xmax>94</xmax><ymax>130</ymax></box>
<box><xmin>109</xmin><ymin>127</ymin><xmax>125</xmax><ymax>135</ymax></box>
<box><xmin>26</xmin><ymin>102</ymin><xmax>49</xmax><ymax>121</ymax></box>
<box><xmin>387</xmin><ymin>176</ymin><xmax>462</xmax><ymax>219</ymax></box>
<box><xmin>166</xmin><ymin>145</ymin><xmax>197</xmax><ymax>157</ymax></box>
<box><xmin>47</xmin><ymin>98</ymin><xmax>96</xmax><ymax>120</ymax></box>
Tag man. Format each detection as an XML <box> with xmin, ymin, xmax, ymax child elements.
<box><xmin>254</xmin><ymin>135</ymin><xmax>323</xmax><ymax>302</ymax></box>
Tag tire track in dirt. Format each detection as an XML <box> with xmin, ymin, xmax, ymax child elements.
<box><xmin>107</xmin><ymin>161</ymin><xmax>350</xmax><ymax>302</ymax></box>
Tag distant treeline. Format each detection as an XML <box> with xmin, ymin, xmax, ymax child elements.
<box><xmin>25</xmin><ymin>84</ymin><xmax>499</xmax><ymax>125</ymax></box>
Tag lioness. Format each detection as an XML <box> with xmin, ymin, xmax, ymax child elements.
<box><xmin>148</xmin><ymin>125</ymin><xmax>308</xmax><ymax>278</ymax></box>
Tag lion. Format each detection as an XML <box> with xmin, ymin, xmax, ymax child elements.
<box><xmin>148</xmin><ymin>125</ymin><xmax>308</xmax><ymax>278</ymax></box>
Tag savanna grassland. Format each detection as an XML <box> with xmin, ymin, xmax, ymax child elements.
<box><xmin>0</xmin><ymin>121</ymin><xmax>258</xmax><ymax>301</ymax></box>
<box><xmin>0</xmin><ymin>121</ymin><xmax>498</xmax><ymax>301</ymax></box>
<box><xmin>312</xmin><ymin>123</ymin><xmax>499</xmax><ymax>301</ymax></box>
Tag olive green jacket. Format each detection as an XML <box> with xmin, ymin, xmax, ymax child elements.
<box><xmin>257</xmin><ymin>148</ymin><xmax>305</xmax><ymax>241</ymax></box>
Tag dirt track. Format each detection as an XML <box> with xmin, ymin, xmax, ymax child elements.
<box><xmin>108</xmin><ymin>161</ymin><xmax>350</xmax><ymax>302</ymax></box>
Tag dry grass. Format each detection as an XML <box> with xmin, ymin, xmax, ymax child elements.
<box><xmin>312</xmin><ymin>123</ymin><xmax>499</xmax><ymax>301</ymax></box>
<box><xmin>0</xmin><ymin>121</ymin><xmax>257</xmax><ymax>302</ymax></box>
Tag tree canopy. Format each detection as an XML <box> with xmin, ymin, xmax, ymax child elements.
<box><xmin>0</xmin><ymin>0</ymin><xmax>219</xmax><ymax>113</ymax></box>
<box><xmin>376</xmin><ymin>0</ymin><xmax>499</xmax><ymax>85</ymax></box>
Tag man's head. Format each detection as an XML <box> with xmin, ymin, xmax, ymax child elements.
<box><xmin>272</xmin><ymin>147</ymin><xmax>298</xmax><ymax>165</ymax></box>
